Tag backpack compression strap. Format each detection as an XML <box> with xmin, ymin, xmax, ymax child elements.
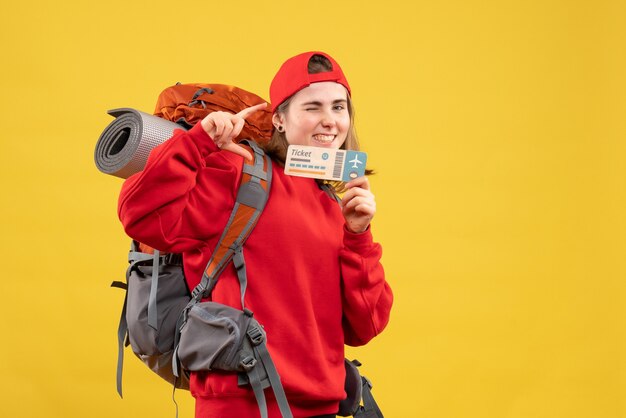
<box><xmin>112</xmin><ymin>241</ymin><xmax>158</xmax><ymax>397</ymax></box>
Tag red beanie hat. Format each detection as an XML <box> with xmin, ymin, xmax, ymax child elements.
<box><xmin>269</xmin><ymin>51</ymin><xmax>351</xmax><ymax>112</ymax></box>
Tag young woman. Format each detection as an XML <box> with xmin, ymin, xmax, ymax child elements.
<box><xmin>118</xmin><ymin>51</ymin><xmax>393</xmax><ymax>418</ymax></box>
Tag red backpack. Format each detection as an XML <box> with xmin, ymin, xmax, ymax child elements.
<box><xmin>154</xmin><ymin>82</ymin><xmax>273</xmax><ymax>142</ymax></box>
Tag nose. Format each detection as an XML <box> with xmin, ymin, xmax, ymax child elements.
<box><xmin>320</xmin><ymin>109</ymin><xmax>336</xmax><ymax>128</ymax></box>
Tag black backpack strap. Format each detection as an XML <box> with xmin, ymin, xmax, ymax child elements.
<box><xmin>340</xmin><ymin>359</ymin><xmax>384</xmax><ymax>418</ymax></box>
<box><xmin>354</xmin><ymin>375</ymin><xmax>384</xmax><ymax>418</ymax></box>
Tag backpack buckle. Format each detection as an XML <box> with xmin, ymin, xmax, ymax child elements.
<box><xmin>240</xmin><ymin>353</ymin><xmax>257</xmax><ymax>371</ymax></box>
<box><xmin>190</xmin><ymin>283</ymin><xmax>205</xmax><ymax>300</ymax></box>
<box><xmin>163</xmin><ymin>252</ymin><xmax>182</xmax><ymax>266</ymax></box>
<box><xmin>247</xmin><ymin>326</ymin><xmax>264</xmax><ymax>346</ymax></box>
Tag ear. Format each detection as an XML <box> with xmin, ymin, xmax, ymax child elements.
<box><xmin>272</xmin><ymin>112</ymin><xmax>284</xmax><ymax>130</ymax></box>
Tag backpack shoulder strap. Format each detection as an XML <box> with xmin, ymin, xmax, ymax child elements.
<box><xmin>173</xmin><ymin>140</ymin><xmax>271</xmax><ymax>377</ymax></box>
<box><xmin>191</xmin><ymin>139</ymin><xmax>272</xmax><ymax>309</ymax></box>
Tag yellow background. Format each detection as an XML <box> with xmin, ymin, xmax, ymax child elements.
<box><xmin>1</xmin><ymin>0</ymin><xmax>624</xmax><ymax>417</ymax></box>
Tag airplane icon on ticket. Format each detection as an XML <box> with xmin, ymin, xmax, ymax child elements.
<box><xmin>348</xmin><ymin>155</ymin><xmax>363</xmax><ymax>169</ymax></box>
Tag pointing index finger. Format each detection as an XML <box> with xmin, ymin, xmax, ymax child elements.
<box><xmin>236</xmin><ymin>102</ymin><xmax>268</xmax><ymax>119</ymax></box>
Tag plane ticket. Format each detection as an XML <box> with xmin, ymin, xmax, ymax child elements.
<box><xmin>284</xmin><ymin>145</ymin><xmax>367</xmax><ymax>182</ymax></box>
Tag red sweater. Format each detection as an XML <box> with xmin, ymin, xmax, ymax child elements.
<box><xmin>118</xmin><ymin>123</ymin><xmax>393</xmax><ymax>417</ymax></box>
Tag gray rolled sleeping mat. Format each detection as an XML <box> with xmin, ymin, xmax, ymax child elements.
<box><xmin>94</xmin><ymin>108</ymin><xmax>186</xmax><ymax>179</ymax></box>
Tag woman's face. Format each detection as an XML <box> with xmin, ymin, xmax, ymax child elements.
<box><xmin>274</xmin><ymin>81</ymin><xmax>350</xmax><ymax>149</ymax></box>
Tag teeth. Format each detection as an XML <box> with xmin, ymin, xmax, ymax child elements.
<box><xmin>313</xmin><ymin>134</ymin><xmax>335</xmax><ymax>144</ymax></box>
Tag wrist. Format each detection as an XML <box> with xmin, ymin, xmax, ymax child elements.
<box><xmin>345</xmin><ymin>223</ymin><xmax>369</xmax><ymax>234</ymax></box>
<box><xmin>343</xmin><ymin>224</ymin><xmax>375</xmax><ymax>252</ymax></box>
<box><xmin>188</xmin><ymin>123</ymin><xmax>220</xmax><ymax>154</ymax></box>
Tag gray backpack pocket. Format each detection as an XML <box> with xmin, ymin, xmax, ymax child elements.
<box><xmin>127</xmin><ymin>262</ymin><xmax>190</xmax><ymax>355</ymax></box>
<box><xmin>175</xmin><ymin>302</ymin><xmax>292</xmax><ymax>418</ymax></box>
<box><xmin>114</xmin><ymin>244</ymin><xmax>191</xmax><ymax>394</ymax></box>
<box><xmin>177</xmin><ymin>302</ymin><xmax>262</xmax><ymax>373</ymax></box>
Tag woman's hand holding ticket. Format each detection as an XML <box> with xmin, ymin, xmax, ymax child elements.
<box><xmin>341</xmin><ymin>176</ymin><xmax>376</xmax><ymax>233</ymax></box>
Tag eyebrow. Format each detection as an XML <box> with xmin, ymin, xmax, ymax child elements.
<box><xmin>301</xmin><ymin>99</ymin><xmax>348</xmax><ymax>106</ymax></box>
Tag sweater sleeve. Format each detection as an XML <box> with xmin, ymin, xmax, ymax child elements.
<box><xmin>340</xmin><ymin>226</ymin><xmax>393</xmax><ymax>346</ymax></box>
<box><xmin>117</xmin><ymin>123</ymin><xmax>243</xmax><ymax>253</ymax></box>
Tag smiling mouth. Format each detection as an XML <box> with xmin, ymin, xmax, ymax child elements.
<box><xmin>312</xmin><ymin>134</ymin><xmax>335</xmax><ymax>144</ymax></box>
